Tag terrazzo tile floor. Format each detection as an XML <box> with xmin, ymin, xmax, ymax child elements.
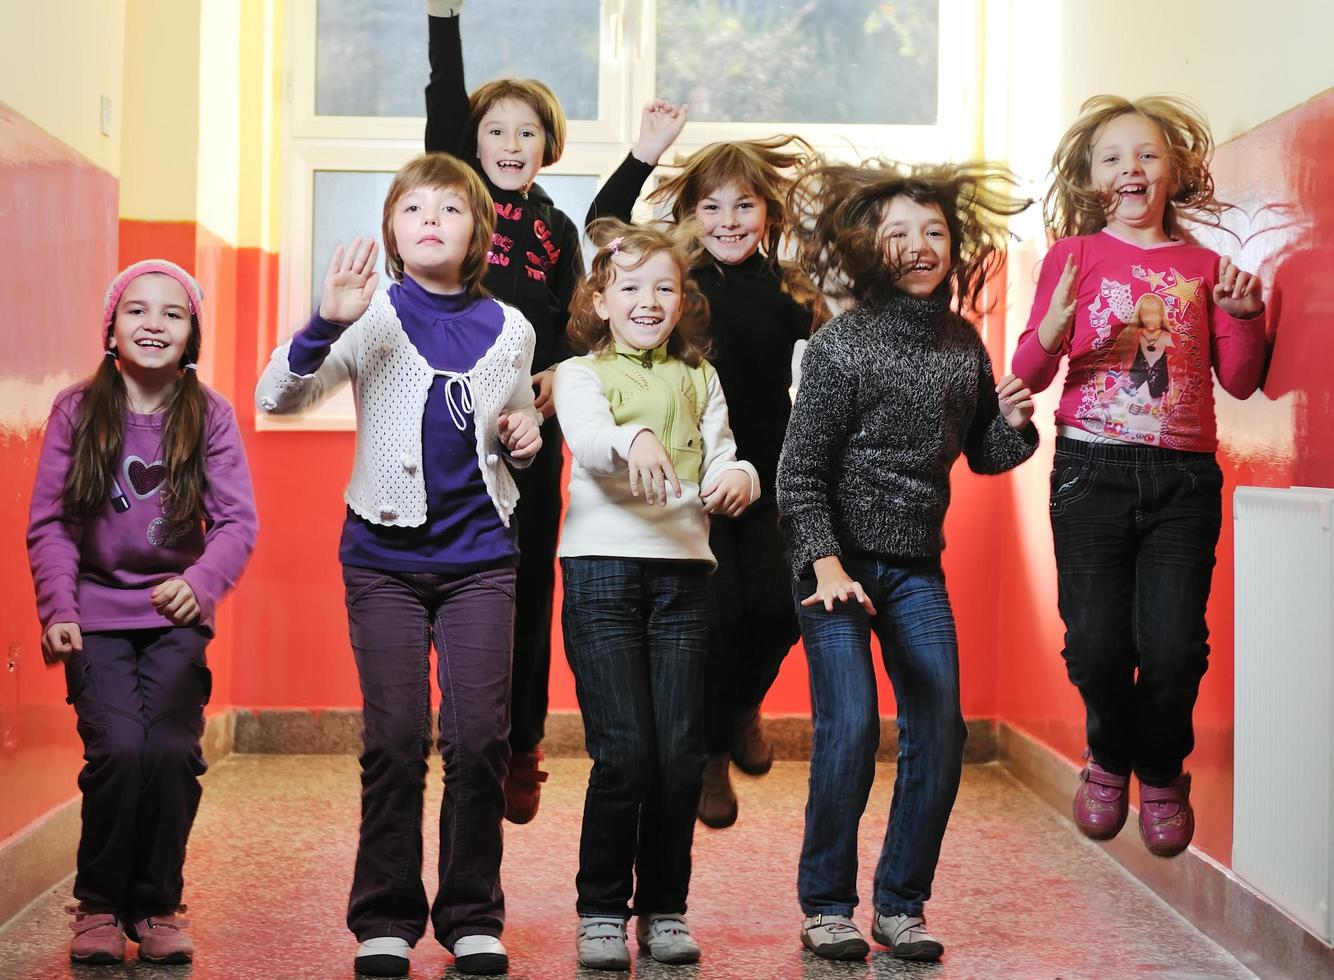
<box><xmin>0</xmin><ymin>756</ymin><xmax>1255</xmax><ymax>980</ymax></box>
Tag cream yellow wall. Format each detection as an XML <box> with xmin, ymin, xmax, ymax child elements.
<box><xmin>0</xmin><ymin>0</ymin><xmax>126</xmax><ymax>174</ymax></box>
<box><xmin>197</xmin><ymin>0</ymin><xmax>241</xmax><ymax>244</ymax></box>
<box><xmin>118</xmin><ymin>0</ymin><xmax>202</xmax><ymax>224</ymax></box>
<box><xmin>237</xmin><ymin>0</ymin><xmax>283</xmax><ymax>252</ymax></box>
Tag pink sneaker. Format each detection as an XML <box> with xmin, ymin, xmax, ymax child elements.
<box><xmin>1073</xmin><ymin>761</ymin><xmax>1129</xmax><ymax>840</ymax></box>
<box><xmin>1139</xmin><ymin>773</ymin><xmax>1195</xmax><ymax>857</ymax></box>
<box><xmin>66</xmin><ymin>906</ymin><xmax>125</xmax><ymax>964</ymax></box>
<box><xmin>130</xmin><ymin>911</ymin><xmax>194</xmax><ymax>964</ymax></box>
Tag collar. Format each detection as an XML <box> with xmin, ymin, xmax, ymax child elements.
<box><xmin>611</xmin><ymin>339</ymin><xmax>671</xmax><ymax>367</ymax></box>
<box><xmin>396</xmin><ymin>274</ymin><xmax>476</xmax><ymax>321</ymax></box>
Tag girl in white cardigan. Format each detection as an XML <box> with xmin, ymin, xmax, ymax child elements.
<box><xmin>255</xmin><ymin>153</ymin><xmax>539</xmax><ymax>978</ymax></box>
<box><xmin>554</xmin><ymin>220</ymin><xmax>757</xmax><ymax>970</ymax></box>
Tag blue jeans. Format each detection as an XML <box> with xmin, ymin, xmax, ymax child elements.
<box><xmin>794</xmin><ymin>554</ymin><xmax>967</xmax><ymax>918</ymax></box>
<box><xmin>560</xmin><ymin>557</ymin><xmax>709</xmax><ymax>918</ymax></box>
<box><xmin>1049</xmin><ymin>436</ymin><xmax>1222</xmax><ymax>784</ymax></box>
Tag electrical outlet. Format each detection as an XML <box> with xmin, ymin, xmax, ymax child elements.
<box><xmin>100</xmin><ymin>95</ymin><xmax>113</xmax><ymax>137</ymax></box>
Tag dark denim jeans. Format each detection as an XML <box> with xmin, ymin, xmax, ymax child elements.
<box><xmin>66</xmin><ymin>627</ymin><xmax>211</xmax><ymax>917</ymax></box>
<box><xmin>1049</xmin><ymin>436</ymin><xmax>1222</xmax><ymax>785</ymax></box>
<box><xmin>560</xmin><ymin>557</ymin><xmax>709</xmax><ymax>918</ymax></box>
<box><xmin>704</xmin><ymin>499</ymin><xmax>800</xmax><ymax>754</ymax></box>
<box><xmin>342</xmin><ymin>564</ymin><xmax>516</xmax><ymax>950</ymax></box>
<box><xmin>794</xmin><ymin>553</ymin><xmax>966</xmax><ymax>918</ymax></box>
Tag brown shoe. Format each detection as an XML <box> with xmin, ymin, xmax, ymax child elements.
<box><xmin>67</xmin><ymin>907</ymin><xmax>125</xmax><ymax>964</ymax></box>
<box><xmin>1139</xmin><ymin>773</ymin><xmax>1195</xmax><ymax>857</ymax></box>
<box><xmin>130</xmin><ymin>912</ymin><xmax>194</xmax><ymax>964</ymax></box>
<box><xmin>697</xmin><ymin>753</ymin><xmax>738</xmax><ymax>828</ymax></box>
<box><xmin>732</xmin><ymin>707</ymin><xmax>773</xmax><ymax>775</ymax></box>
<box><xmin>505</xmin><ymin>749</ymin><xmax>549</xmax><ymax>824</ymax></box>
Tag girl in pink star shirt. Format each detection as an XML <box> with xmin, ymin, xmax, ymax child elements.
<box><xmin>1011</xmin><ymin>95</ymin><xmax>1267</xmax><ymax>859</ymax></box>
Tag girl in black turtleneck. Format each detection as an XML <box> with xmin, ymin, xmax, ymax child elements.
<box><xmin>426</xmin><ymin>0</ymin><xmax>584</xmax><ymax>827</ymax></box>
<box><xmin>586</xmin><ymin>101</ymin><xmax>827</xmax><ymax>830</ymax></box>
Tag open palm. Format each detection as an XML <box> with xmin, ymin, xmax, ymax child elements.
<box><xmin>320</xmin><ymin>236</ymin><xmax>380</xmax><ymax>325</ymax></box>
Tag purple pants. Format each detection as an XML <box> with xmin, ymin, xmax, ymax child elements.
<box><xmin>342</xmin><ymin>564</ymin><xmax>516</xmax><ymax>950</ymax></box>
<box><xmin>65</xmin><ymin>627</ymin><xmax>211</xmax><ymax>916</ymax></box>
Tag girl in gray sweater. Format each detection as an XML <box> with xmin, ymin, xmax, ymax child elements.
<box><xmin>777</xmin><ymin>160</ymin><xmax>1037</xmax><ymax>964</ymax></box>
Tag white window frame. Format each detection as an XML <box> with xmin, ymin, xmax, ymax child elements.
<box><xmin>266</xmin><ymin>0</ymin><xmax>980</xmax><ymax>430</ymax></box>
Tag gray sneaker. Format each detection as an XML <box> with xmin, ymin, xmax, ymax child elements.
<box><xmin>872</xmin><ymin>912</ymin><xmax>944</xmax><ymax>961</ymax></box>
<box><xmin>635</xmin><ymin>913</ymin><xmax>701</xmax><ymax>964</ymax></box>
<box><xmin>800</xmin><ymin>914</ymin><xmax>868</xmax><ymax>961</ymax></box>
<box><xmin>577</xmin><ymin>916</ymin><xmax>630</xmax><ymax>971</ymax></box>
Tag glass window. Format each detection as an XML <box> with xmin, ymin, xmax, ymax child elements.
<box><xmin>654</xmin><ymin>0</ymin><xmax>939</xmax><ymax>125</ymax></box>
<box><xmin>315</xmin><ymin>0</ymin><xmax>601</xmax><ymax>120</ymax></box>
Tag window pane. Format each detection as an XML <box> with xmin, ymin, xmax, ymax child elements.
<box><xmin>310</xmin><ymin>171</ymin><xmax>394</xmax><ymax>311</ymax></box>
<box><xmin>309</xmin><ymin>171</ymin><xmax>600</xmax><ymax>313</ymax></box>
<box><xmin>315</xmin><ymin>0</ymin><xmax>600</xmax><ymax>121</ymax></box>
<box><xmin>655</xmin><ymin>0</ymin><xmax>939</xmax><ymax>125</ymax></box>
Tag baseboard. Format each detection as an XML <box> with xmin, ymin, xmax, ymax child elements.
<box><xmin>233</xmin><ymin>707</ymin><xmax>999</xmax><ymax>764</ymax></box>
<box><xmin>0</xmin><ymin>711</ymin><xmax>234</xmax><ymax>929</ymax></box>
<box><xmin>996</xmin><ymin>722</ymin><xmax>1334</xmax><ymax>980</ymax></box>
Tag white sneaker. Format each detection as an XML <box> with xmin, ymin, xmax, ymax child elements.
<box><xmin>635</xmin><ymin>913</ymin><xmax>701</xmax><ymax>964</ymax></box>
<box><xmin>800</xmin><ymin>914</ymin><xmax>868</xmax><ymax>961</ymax></box>
<box><xmin>453</xmin><ymin>934</ymin><xmax>508</xmax><ymax>975</ymax></box>
<box><xmin>577</xmin><ymin>916</ymin><xmax>630</xmax><ymax>971</ymax></box>
<box><xmin>872</xmin><ymin>912</ymin><xmax>944</xmax><ymax>961</ymax></box>
<box><xmin>355</xmin><ymin>936</ymin><xmax>410</xmax><ymax>977</ymax></box>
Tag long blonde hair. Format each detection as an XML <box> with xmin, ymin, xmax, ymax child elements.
<box><xmin>1045</xmin><ymin>95</ymin><xmax>1225</xmax><ymax>241</ymax></box>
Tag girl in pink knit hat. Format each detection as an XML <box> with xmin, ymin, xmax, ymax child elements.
<box><xmin>26</xmin><ymin>259</ymin><xmax>258</xmax><ymax>966</ymax></box>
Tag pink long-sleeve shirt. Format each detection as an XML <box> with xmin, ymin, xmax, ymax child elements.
<box><xmin>1012</xmin><ymin>230</ymin><xmax>1267</xmax><ymax>452</ymax></box>
<box><xmin>27</xmin><ymin>384</ymin><xmax>258</xmax><ymax>634</ymax></box>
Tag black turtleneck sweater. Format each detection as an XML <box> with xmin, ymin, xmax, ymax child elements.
<box><xmin>425</xmin><ymin>12</ymin><xmax>583</xmax><ymax>373</ymax></box>
<box><xmin>587</xmin><ymin>153</ymin><xmax>815</xmax><ymax>499</ymax></box>
<box><xmin>776</xmin><ymin>288</ymin><xmax>1039</xmax><ymax>575</ymax></box>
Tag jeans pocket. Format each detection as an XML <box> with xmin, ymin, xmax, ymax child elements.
<box><xmin>342</xmin><ymin>566</ymin><xmax>392</xmax><ymax>605</ymax></box>
<box><xmin>1050</xmin><ymin>462</ymin><xmax>1094</xmax><ymax>517</ymax></box>
<box><xmin>470</xmin><ymin>567</ymin><xmax>518</xmax><ymax>600</ymax></box>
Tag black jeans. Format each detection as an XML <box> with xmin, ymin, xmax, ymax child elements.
<box><xmin>66</xmin><ymin>627</ymin><xmax>211</xmax><ymax>917</ymax></box>
<box><xmin>342</xmin><ymin>564</ymin><xmax>516</xmax><ymax>949</ymax></box>
<box><xmin>509</xmin><ymin>417</ymin><xmax>564</xmax><ymax>754</ymax></box>
<box><xmin>560</xmin><ymin>557</ymin><xmax>709</xmax><ymax>918</ymax></box>
<box><xmin>704</xmin><ymin>499</ymin><xmax>800</xmax><ymax>754</ymax></box>
<box><xmin>1049</xmin><ymin>436</ymin><xmax>1222</xmax><ymax>785</ymax></box>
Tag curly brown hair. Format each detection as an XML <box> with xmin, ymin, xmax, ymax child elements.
<box><xmin>788</xmin><ymin>158</ymin><xmax>1031</xmax><ymax>311</ymax></box>
<box><xmin>1045</xmin><ymin>94</ymin><xmax>1225</xmax><ymax>241</ymax></box>
<box><xmin>646</xmin><ymin>135</ymin><xmax>828</xmax><ymax>327</ymax></box>
<box><xmin>568</xmin><ymin>219</ymin><xmax>712</xmax><ymax>366</ymax></box>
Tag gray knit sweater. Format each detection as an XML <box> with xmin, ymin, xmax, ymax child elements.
<box><xmin>777</xmin><ymin>288</ymin><xmax>1038</xmax><ymax>574</ymax></box>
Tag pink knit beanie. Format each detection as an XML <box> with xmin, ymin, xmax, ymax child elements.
<box><xmin>102</xmin><ymin>260</ymin><xmax>205</xmax><ymax>344</ymax></box>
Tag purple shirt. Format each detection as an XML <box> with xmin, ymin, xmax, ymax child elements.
<box><xmin>288</xmin><ymin>276</ymin><xmax>518</xmax><ymax>573</ymax></box>
<box><xmin>27</xmin><ymin>385</ymin><xmax>258</xmax><ymax>634</ymax></box>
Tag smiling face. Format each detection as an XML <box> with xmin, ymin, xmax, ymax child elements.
<box><xmin>476</xmin><ymin>97</ymin><xmax>546</xmax><ymax>192</ymax></box>
<box><xmin>390</xmin><ymin>183</ymin><xmax>475</xmax><ymax>291</ymax></box>
<box><xmin>592</xmin><ymin>249</ymin><xmax>684</xmax><ymax>351</ymax></box>
<box><xmin>877</xmin><ymin>194</ymin><xmax>952</xmax><ymax>298</ymax></box>
<box><xmin>694</xmin><ymin>181</ymin><xmax>768</xmax><ymax>264</ymax></box>
<box><xmin>110</xmin><ymin>274</ymin><xmax>193</xmax><ymax>375</ymax></box>
<box><xmin>1091</xmin><ymin>112</ymin><xmax>1176</xmax><ymax>240</ymax></box>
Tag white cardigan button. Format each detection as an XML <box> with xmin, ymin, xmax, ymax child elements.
<box><xmin>401</xmin><ymin>454</ymin><xmax>418</xmax><ymax>473</ymax></box>
<box><xmin>378</xmin><ymin>504</ymin><xmax>397</xmax><ymax>520</ymax></box>
<box><xmin>259</xmin><ymin>396</ymin><xmax>277</xmax><ymax>411</ymax></box>
<box><xmin>486</xmin><ymin>453</ymin><xmax>499</xmax><ymax>466</ymax></box>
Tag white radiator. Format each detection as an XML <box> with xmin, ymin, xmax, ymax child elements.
<box><xmin>1233</xmin><ymin>486</ymin><xmax>1334</xmax><ymax>944</ymax></box>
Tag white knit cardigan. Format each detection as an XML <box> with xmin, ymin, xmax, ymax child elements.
<box><xmin>255</xmin><ymin>291</ymin><xmax>539</xmax><ymax>528</ymax></box>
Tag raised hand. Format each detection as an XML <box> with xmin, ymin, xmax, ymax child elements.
<box><xmin>701</xmin><ymin>470</ymin><xmax>752</xmax><ymax>517</ymax></box>
<box><xmin>499</xmin><ymin>411</ymin><xmax>542</xmax><ymax>460</ymax></box>
<box><xmin>1038</xmin><ymin>254</ymin><xmax>1078</xmax><ymax>353</ymax></box>
<box><xmin>996</xmin><ymin>373</ymin><xmax>1035</xmax><ymax>430</ymax></box>
<box><xmin>41</xmin><ymin>622</ymin><xmax>82</xmax><ymax>664</ymax></box>
<box><xmin>319</xmin><ymin>236</ymin><xmax>380</xmax><ymax>326</ymax></box>
<box><xmin>632</xmin><ymin>99</ymin><xmax>689</xmax><ymax>167</ymax></box>
<box><xmin>152</xmin><ymin>577</ymin><xmax>201</xmax><ymax>626</ymax></box>
<box><xmin>1213</xmin><ymin>256</ymin><xmax>1264</xmax><ymax>319</ymax></box>
<box><xmin>627</xmin><ymin>429</ymin><xmax>682</xmax><ymax>506</ymax></box>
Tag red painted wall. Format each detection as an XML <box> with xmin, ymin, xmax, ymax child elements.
<box><xmin>0</xmin><ymin>104</ymin><xmax>118</xmax><ymax>841</ymax></box>
<box><xmin>994</xmin><ymin>91</ymin><xmax>1334</xmax><ymax>865</ymax></box>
